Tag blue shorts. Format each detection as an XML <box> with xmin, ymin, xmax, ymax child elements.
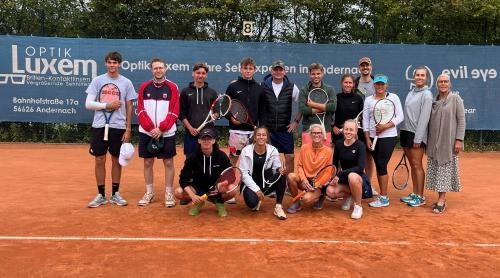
<box><xmin>183</xmin><ymin>132</ymin><xmax>199</xmax><ymax>155</ymax></box>
<box><xmin>270</xmin><ymin>131</ymin><xmax>294</xmax><ymax>154</ymax></box>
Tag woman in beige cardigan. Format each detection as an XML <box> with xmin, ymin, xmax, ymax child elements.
<box><xmin>425</xmin><ymin>74</ymin><xmax>465</xmax><ymax>214</ymax></box>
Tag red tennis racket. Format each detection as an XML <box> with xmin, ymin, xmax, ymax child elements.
<box><xmin>98</xmin><ymin>83</ymin><xmax>121</xmax><ymax>141</ymax></box>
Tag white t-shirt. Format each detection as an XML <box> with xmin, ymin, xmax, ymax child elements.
<box><xmin>271</xmin><ymin>81</ymin><xmax>299</xmax><ymax>101</ymax></box>
<box><xmin>85</xmin><ymin>74</ymin><xmax>137</xmax><ymax>129</ymax></box>
<box><xmin>362</xmin><ymin>92</ymin><xmax>404</xmax><ymax>138</ymax></box>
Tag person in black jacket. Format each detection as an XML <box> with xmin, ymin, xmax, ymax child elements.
<box><xmin>225</xmin><ymin>57</ymin><xmax>264</xmax><ymax>166</ymax></box>
<box><xmin>179</xmin><ymin>62</ymin><xmax>218</xmax><ymax>156</ymax></box>
<box><xmin>174</xmin><ymin>128</ymin><xmax>234</xmax><ymax>217</ymax></box>
<box><xmin>260</xmin><ymin>60</ymin><xmax>301</xmax><ymax>174</ymax></box>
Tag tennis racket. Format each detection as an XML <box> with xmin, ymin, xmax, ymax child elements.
<box><xmin>199</xmin><ymin>166</ymin><xmax>242</xmax><ymax>202</ymax></box>
<box><xmin>392</xmin><ymin>153</ymin><xmax>409</xmax><ymax>190</ymax></box>
<box><xmin>292</xmin><ymin>164</ymin><xmax>336</xmax><ymax>202</ymax></box>
<box><xmin>98</xmin><ymin>83</ymin><xmax>121</xmax><ymax>141</ymax></box>
<box><xmin>230</xmin><ymin>99</ymin><xmax>256</xmax><ymax>129</ymax></box>
<box><xmin>308</xmin><ymin>88</ymin><xmax>329</xmax><ymax>128</ymax></box>
<box><xmin>196</xmin><ymin>94</ymin><xmax>231</xmax><ymax>131</ymax></box>
<box><xmin>371</xmin><ymin>98</ymin><xmax>395</xmax><ymax>150</ymax></box>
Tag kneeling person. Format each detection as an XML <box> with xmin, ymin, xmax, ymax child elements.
<box><xmin>239</xmin><ymin>126</ymin><xmax>287</xmax><ymax>220</ymax></box>
<box><xmin>175</xmin><ymin>128</ymin><xmax>236</xmax><ymax>217</ymax></box>
<box><xmin>287</xmin><ymin>124</ymin><xmax>333</xmax><ymax>213</ymax></box>
<box><xmin>327</xmin><ymin>119</ymin><xmax>373</xmax><ymax>220</ymax></box>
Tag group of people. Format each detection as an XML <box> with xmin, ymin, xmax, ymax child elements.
<box><xmin>85</xmin><ymin>52</ymin><xmax>465</xmax><ymax>220</ymax></box>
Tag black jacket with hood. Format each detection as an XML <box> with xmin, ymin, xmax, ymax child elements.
<box><xmin>179</xmin><ymin>82</ymin><xmax>217</xmax><ymax>128</ymax></box>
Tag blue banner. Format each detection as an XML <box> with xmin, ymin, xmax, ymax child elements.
<box><xmin>0</xmin><ymin>35</ymin><xmax>498</xmax><ymax>129</ymax></box>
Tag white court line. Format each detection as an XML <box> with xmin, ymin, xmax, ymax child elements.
<box><xmin>0</xmin><ymin>236</ymin><xmax>499</xmax><ymax>248</ymax></box>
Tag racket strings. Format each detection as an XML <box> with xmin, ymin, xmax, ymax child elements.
<box><xmin>215</xmin><ymin>96</ymin><xmax>231</xmax><ymax>116</ymax></box>
<box><xmin>217</xmin><ymin>168</ymin><xmax>241</xmax><ymax>193</ymax></box>
<box><xmin>231</xmin><ymin>102</ymin><xmax>248</xmax><ymax>123</ymax></box>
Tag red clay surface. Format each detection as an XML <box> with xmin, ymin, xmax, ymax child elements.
<box><xmin>0</xmin><ymin>144</ymin><xmax>499</xmax><ymax>277</ymax></box>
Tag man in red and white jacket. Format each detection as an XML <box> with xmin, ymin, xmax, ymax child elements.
<box><xmin>136</xmin><ymin>57</ymin><xmax>180</xmax><ymax>208</ymax></box>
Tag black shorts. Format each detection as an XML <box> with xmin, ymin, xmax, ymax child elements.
<box><xmin>337</xmin><ymin>172</ymin><xmax>373</xmax><ymax>199</ymax></box>
<box><xmin>138</xmin><ymin>133</ymin><xmax>176</xmax><ymax>159</ymax></box>
<box><xmin>270</xmin><ymin>131</ymin><xmax>294</xmax><ymax>154</ymax></box>
<box><xmin>400</xmin><ymin>130</ymin><xmax>426</xmax><ymax>148</ymax></box>
<box><xmin>89</xmin><ymin>127</ymin><xmax>125</xmax><ymax>157</ymax></box>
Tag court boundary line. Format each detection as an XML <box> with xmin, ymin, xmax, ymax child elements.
<box><xmin>0</xmin><ymin>236</ymin><xmax>499</xmax><ymax>248</ymax></box>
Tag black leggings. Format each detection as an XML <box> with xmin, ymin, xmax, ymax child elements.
<box><xmin>241</xmin><ymin>176</ymin><xmax>286</xmax><ymax>209</ymax></box>
<box><xmin>370</xmin><ymin>136</ymin><xmax>396</xmax><ymax>176</ymax></box>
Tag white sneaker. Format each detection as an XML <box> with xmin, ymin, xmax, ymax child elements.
<box><xmin>226</xmin><ymin>197</ymin><xmax>237</xmax><ymax>204</ymax></box>
<box><xmin>351</xmin><ymin>204</ymin><xmax>363</xmax><ymax>219</ymax></box>
<box><xmin>341</xmin><ymin>196</ymin><xmax>353</xmax><ymax>211</ymax></box>
<box><xmin>368</xmin><ymin>195</ymin><xmax>389</xmax><ymax>208</ymax></box>
<box><xmin>274</xmin><ymin>206</ymin><xmax>287</xmax><ymax>220</ymax></box>
<box><xmin>164</xmin><ymin>192</ymin><xmax>176</xmax><ymax>208</ymax></box>
<box><xmin>138</xmin><ymin>192</ymin><xmax>155</xmax><ymax>206</ymax></box>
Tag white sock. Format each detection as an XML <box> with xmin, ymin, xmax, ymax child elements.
<box><xmin>146</xmin><ymin>184</ymin><xmax>153</xmax><ymax>193</ymax></box>
<box><xmin>165</xmin><ymin>186</ymin><xmax>173</xmax><ymax>194</ymax></box>
<box><xmin>275</xmin><ymin>204</ymin><xmax>282</xmax><ymax>208</ymax></box>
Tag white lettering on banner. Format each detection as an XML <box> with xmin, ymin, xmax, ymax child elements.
<box><xmin>10</xmin><ymin>45</ymin><xmax>97</xmax><ymax>79</ymax></box>
<box><xmin>441</xmin><ymin>66</ymin><xmax>497</xmax><ymax>82</ymax></box>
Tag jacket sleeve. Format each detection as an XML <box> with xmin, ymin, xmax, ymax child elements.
<box><xmin>325</xmin><ymin>86</ymin><xmax>337</xmax><ymax>113</ymax></box>
<box><xmin>455</xmin><ymin>95</ymin><xmax>466</xmax><ymax>141</ymax></box>
<box><xmin>239</xmin><ymin>146</ymin><xmax>260</xmax><ymax>193</ymax></box>
<box><xmin>159</xmin><ymin>84</ymin><xmax>180</xmax><ymax>132</ymax></box>
<box><xmin>299</xmin><ymin>86</ymin><xmax>313</xmax><ymax>116</ymax></box>
<box><xmin>178</xmin><ymin>89</ymin><xmax>187</xmax><ymax>121</ymax></box>
<box><xmin>179</xmin><ymin>155</ymin><xmax>195</xmax><ymax>189</ymax></box>
<box><xmin>137</xmin><ymin>83</ymin><xmax>155</xmax><ymax>132</ymax></box>
<box><xmin>297</xmin><ymin>147</ymin><xmax>307</xmax><ymax>181</ymax></box>
<box><xmin>391</xmin><ymin>95</ymin><xmax>405</xmax><ymax>127</ymax></box>
<box><xmin>413</xmin><ymin>92</ymin><xmax>433</xmax><ymax>144</ymax></box>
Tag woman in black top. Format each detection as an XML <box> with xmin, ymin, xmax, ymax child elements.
<box><xmin>326</xmin><ymin>119</ymin><xmax>372</xmax><ymax>220</ymax></box>
<box><xmin>331</xmin><ymin>74</ymin><xmax>365</xmax><ymax>144</ymax></box>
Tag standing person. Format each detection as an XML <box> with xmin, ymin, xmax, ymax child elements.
<box><xmin>354</xmin><ymin>57</ymin><xmax>376</xmax><ymax>194</ymax></box>
<box><xmin>136</xmin><ymin>57</ymin><xmax>180</xmax><ymax>207</ymax></box>
<box><xmin>225</xmin><ymin>57</ymin><xmax>263</xmax><ymax>165</ymax></box>
<box><xmin>239</xmin><ymin>126</ymin><xmax>288</xmax><ymax>220</ymax></box>
<box><xmin>299</xmin><ymin>63</ymin><xmax>336</xmax><ymax>146</ymax></box>
<box><xmin>327</xmin><ymin>119</ymin><xmax>372</xmax><ymax>219</ymax></box>
<box><xmin>426</xmin><ymin>74</ymin><xmax>465</xmax><ymax>214</ymax></box>
<box><xmin>287</xmin><ymin>124</ymin><xmax>333</xmax><ymax>213</ymax></box>
<box><xmin>260</xmin><ymin>60</ymin><xmax>301</xmax><ymax>174</ymax></box>
<box><xmin>399</xmin><ymin>67</ymin><xmax>433</xmax><ymax>207</ymax></box>
<box><xmin>85</xmin><ymin>51</ymin><xmax>137</xmax><ymax>208</ymax></box>
<box><xmin>179</xmin><ymin>62</ymin><xmax>218</xmax><ymax>156</ymax></box>
<box><xmin>363</xmin><ymin>74</ymin><xmax>404</xmax><ymax>208</ymax></box>
<box><xmin>331</xmin><ymin>74</ymin><xmax>364</xmax><ymax>145</ymax></box>
<box><xmin>174</xmin><ymin>128</ymin><xmax>235</xmax><ymax>217</ymax></box>
<box><xmin>355</xmin><ymin>57</ymin><xmax>375</xmax><ymax>98</ymax></box>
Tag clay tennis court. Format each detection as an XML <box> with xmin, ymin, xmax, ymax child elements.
<box><xmin>0</xmin><ymin>143</ymin><xmax>499</xmax><ymax>277</ymax></box>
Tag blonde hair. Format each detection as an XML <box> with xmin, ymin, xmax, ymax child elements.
<box><xmin>253</xmin><ymin>126</ymin><xmax>270</xmax><ymax>144</ymax></box>
<box><xmin>309</xmin><ymin>123</ymin><xmax>326</xmax><ymax>140</ymax></box>
<box><xmin>343</xmin><ymin>119</ymin><xmax>358</xmax><ymax>140</ymax></box>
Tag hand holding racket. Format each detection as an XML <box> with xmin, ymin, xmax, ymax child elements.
<box><xmin>195</xmin><ymin>166</ymin><xmax>242</xmax><ymax>203</ymax></box>
<box><xmin>196</xmin><ymin>94</ymin><xmax>231</xmax><ymax>132</ymax></box>
<box><xmin>307</xmin><ymin>88</ymin><xmax>329</xmax><ymax>128</ymax></box>
<box><xmin>292</xmin><ymin>164</ymin><xmax>336</xmax><ymax>202</ymax></box>
<box><xmin>230</xmin><ymin>99</ymin><xmax>256</xmax><ymax>129</ymax></box>
<box><xmin>98</xmin><ymin>83</ymin><xmax>121</xmax><ymax>141</ymax></box>
<box><xmin>392</xmin><ymin>153</ymin><xmax>409</xmax><ymax>190</ymax></box>
<box><xmin>371</xmin><ymin>98</ymin><xmax>395</xmax><ymax>150</ymax></box>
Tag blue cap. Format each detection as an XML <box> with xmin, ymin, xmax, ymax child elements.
<box><xmin>373</xmin><ymin>75</ymin><xmax>388</xmax><ymax>84</ymax></box>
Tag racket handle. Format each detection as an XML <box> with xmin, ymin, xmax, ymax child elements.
<box><xmin>191</xmin><ymin>194</ymin><xmax>207</xmax><ymax>204</ymax></box>
<box><xmin>292</xmin><ymin>191</ymin><xmax>306</xmax><ymax>202</ymax></box>
<box><xmin>103</xmin><ymin>124</ymin><xmax>109</xmax><ymax>141</ymax></box>
<box><xmin>371</xmin><ymin>136</ymin><xmax>378</xmax><ymax>151</ymax></box>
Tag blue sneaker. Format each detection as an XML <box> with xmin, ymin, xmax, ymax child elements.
<box><xmin>408</xmin><ymin>195</ymin><xmax>426</xmax><ymax>207</ymax></box>
<box><xmin>368</xmin><ymin>196</ymin><xmax>389</xmax><ymax>208</ymax></box>
<box><xmin>400</xmin><ymin>192</ymin><xmax>417</xmax><ymax>203</ymax></box>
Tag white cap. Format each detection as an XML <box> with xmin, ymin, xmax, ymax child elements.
<box><xmin>119</xmin><ymin>143</ymin><xmax>135</xmax><ymax>166</ymax></box>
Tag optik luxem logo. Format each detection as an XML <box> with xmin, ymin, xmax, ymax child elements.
<box><xmin>0</xmin><ymin>45</ymin><xmax>97</xmax><ymax>85</ymax></box>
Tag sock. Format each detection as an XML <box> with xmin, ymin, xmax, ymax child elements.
<box><xmin>97</xmin><ymin>185</ymin><xmax>105</xmax><ymax>197</ymax></box>
<box><xmin>165</xmin><ymin>185</ymin><xmax>173</xmax><ymax>194</ymax></box>
<box><xmin>146</xmin><ymin>184</ymin><xmax>153</xmax><ymax>193</ymax></box>
<box><xmin>275</xmin><ymin>204</ymin><xmax>282</xmax><ymax>208</ymax></box>
<box><xmin>112</xmin><ymin>183</ymin><xmax>120</xmax><ymax>196</ymax></box>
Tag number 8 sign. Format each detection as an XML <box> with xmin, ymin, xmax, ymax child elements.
<box><xmin>242</xmin><ymin>21</ymin><xmax>254</xmax><ymax>36</ymax></box>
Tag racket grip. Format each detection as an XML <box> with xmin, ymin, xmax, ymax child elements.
<box><xmin>292</xmin><ymin>191</ymin><xmax>306</xmax><ymax>202</ymax></box>
<box><xmin>196</xmin><ymin>123</ymin><xmax>206</xmax><ymax>132</ymax></box>
<box><xmin>192</xmin><ymin>194</ymin><xmax>207</xmax><ymax>204</ymax></box>
<box><xmin>371</xmin><ymin>136</ymin><xmax>378</xmax><ymax>151</ymax></box>
<box><xmin>103</xmin><ymin>124</ymin><xmax>109</xmax><ymax>141</ymax></box>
